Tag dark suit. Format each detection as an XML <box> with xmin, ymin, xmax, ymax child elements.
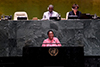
<box><xmin>69</xmin><ymin>11</ymin><xmax>82</xmax><ymax>19</ymax></box>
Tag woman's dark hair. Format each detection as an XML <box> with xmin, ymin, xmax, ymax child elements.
<box><xmin>72</xmin><ymin>4</ymin><xmax>79</xmax><ymax>9</ymax></box>
<box><xmin>47</xmin><ymin>30</ymin><xmax>54</xmax><ymax>35</ymax></box>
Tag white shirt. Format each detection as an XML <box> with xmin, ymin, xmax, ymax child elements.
<box><xmin>42</xmin><ymin>11</ymin><xmax>59</xmax><ymax>20</ymax></box>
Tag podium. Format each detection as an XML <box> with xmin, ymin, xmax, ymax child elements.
<box><xmin>23</xmin><ymin>46</ymin><xmax>84</xmax><ymax>67</ymax></box>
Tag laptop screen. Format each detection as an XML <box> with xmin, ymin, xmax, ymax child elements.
<box><xmin>17</xmin><ymin>17</ymin><xmax>27</xmax><ymax>20</ymax></box>
<box><xmin>68</xmin><ymin>15</ymin><xmax>78</xmax><ymax>19</ymax></box>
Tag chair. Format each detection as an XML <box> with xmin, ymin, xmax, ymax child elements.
<box><xmin>66</xmin><ymin>12</ymin><xmax>69</xmax><ymax>20</ymax></box>
<box><xmin>14</xmin><ymin>11</ymin><xmax>28</xmax><ymax>20</ymax></box>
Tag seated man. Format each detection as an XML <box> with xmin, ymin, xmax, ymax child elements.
<box><xmin>68</xmin><ymin>4</ymin><xmax>82</xmax><ymax>19</ymax></box>
<box><xmin>42</xmin><ymin>30</ymin><xmax>62</xmax><ymax>47</ymax></box>
<box><xmin>42</xmin><ymin>5</ymin><xmax>59</xmax><ymax>20</ymax></box>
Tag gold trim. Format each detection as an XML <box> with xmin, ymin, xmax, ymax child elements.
<box><xmin>48</xmin><ymin>48</ymin><xmax>59</xmax><ymax>56</ymax></box>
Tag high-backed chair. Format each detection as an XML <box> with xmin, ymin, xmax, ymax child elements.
<box><xmin>14</xmin><ymin>11</ymin><xmax>28</xmax><ymax>20</ymax></box>
<box><xmin>66</xmin><ymin>12</ymin><xmax>69</xmax><ymax>20</ymax></box>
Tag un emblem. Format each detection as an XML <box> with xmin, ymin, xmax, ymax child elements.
<box><xmin>48</xmin><ymin>48</ymin><xmax>59</xmax><ymax>56</ymax></box>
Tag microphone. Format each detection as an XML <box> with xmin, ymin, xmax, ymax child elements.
<box><xmin>54</xmin><ymin>40</ymin><xmax>58</xmax><ymax>45</ymax></box>
<box><xmin>54</xmin><ymin>40</ymin><xmax>55</xmax><ymax>42</ymax></box>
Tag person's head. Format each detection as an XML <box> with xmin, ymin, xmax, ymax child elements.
<box><xmin>47</xmin><ymin>30</ymin><xmax>54</xmax><ymax>40</ymax></box>
<box><xmin>72</xmin><ymin>4</ymin><xmax>79</xmax><ymax>12</ymax></box>
<box><xmin>48</xmin><ymin>5</ymin><xmax>54</xmax><ymax>13</ymax></box>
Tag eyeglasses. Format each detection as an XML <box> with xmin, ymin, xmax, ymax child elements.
<box><xmin>73</xmin><ymin>7</ymin><xmax>79</xmax><ymax>9</ymax></box>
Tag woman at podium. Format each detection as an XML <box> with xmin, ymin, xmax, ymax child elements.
<box><xmin>42</xmin><ymin>30</ymin><xmax>62</xmax><ymax>47</ymax></box>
